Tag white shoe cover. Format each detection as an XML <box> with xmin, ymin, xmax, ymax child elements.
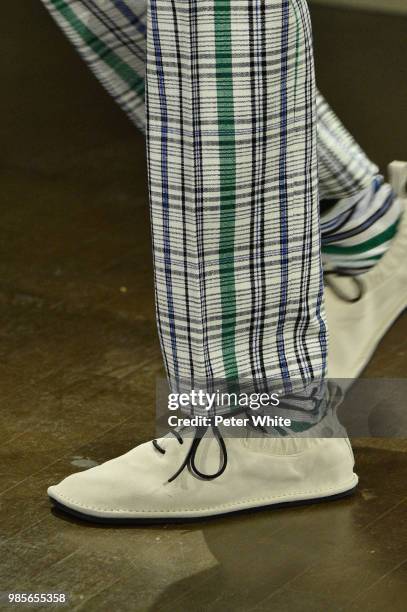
<box><xmin>48</xmin><ymin>432</ymin><xmax>358</xmax><ymax>523</ymax></box>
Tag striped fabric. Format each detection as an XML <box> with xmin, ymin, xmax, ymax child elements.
<box><xmin>321</xmin><ymin>176</ymin><xmax>401</xmax><ymax>274</ymax></box>
<box><xmin>41</xmin><ymin>0</ymin><xmax>400</xmax><ymax>400</ymax></box>
<box><xmin>145</xmin><ymin>0</ymin><xmax>325</xmax><ymax>396</ymax></box>
<box><xmin>42</xmin><ymin>0</ymin><xmax>148</xmax><ymax>131</ymax></box>
<box><xmin>316</xmin><ymin>93</ymin><xmax>377</xmax><ymax>201</ymax></box>
<box><xmin>316</xmin><ymin>95</ymin><xmax>402</xmax><ymax>274</ymax></box>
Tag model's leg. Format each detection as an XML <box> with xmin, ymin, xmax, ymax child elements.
<box><xmin>45</xmin><ymin>1</ymin><xmax>358</xmax><ymax>523</ymax></box>
<box><xmin>317</xmin><ymin>92</ymin><xmax>403</xmax><ymax>275</ymax></box>
<box><xmin>146</xmin><ymin>0</ymin><xmax>327</xmax><ymax>396</ymax></box>
<box><xmin>42</xmin><ymin>0</ymin><xmax>331</xmax><ymax>408</ymax></box>
<box><xmin>44</xmin><ymin>0</ymin><xmax>328</xmax><ymax>390</ymax></box>
<box><xmin>44</xmin><ymin>0</ymin><xmax>326</xmax><ymax>388</ymax></box>
<box><xmin>316</xmin><ymin>93</ymin><xmax>407</xmax><ymax>378</ymax></box>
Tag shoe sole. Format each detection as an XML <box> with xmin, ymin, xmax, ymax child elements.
<box><xmin>49</xmin><ymin>486</ymin><xmax>357</xmax><ymax>525</ymax></box>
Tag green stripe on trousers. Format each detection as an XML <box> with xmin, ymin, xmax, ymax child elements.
<box><xmin>215</xmin><ymin>0</ymin><xmax>238</xmax><ymax>383</ymax></box>
<box><xmin>49</xmin><ymin>0</ymin><xmax>145</xmax><ymax>95</ymax></box>
<box><xmin>322</xmin><ymin>220</ymin><xmax>399</xmax><ymax>256</ymax></box>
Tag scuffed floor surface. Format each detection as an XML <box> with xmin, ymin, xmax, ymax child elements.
<box><xmin>0</xmin><ymin>2</ymin><xmax>406</xmax><ymax>610</ymax></box>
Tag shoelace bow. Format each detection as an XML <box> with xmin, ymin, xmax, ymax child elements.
<box><xmin>152</xmin><ymin>423</ymin><xmax>228</xmax><ymax>483</ymax></box>
<box><xmin>324</xmin><ymin>270</ymin><xmax>364</xmax><ymax>303</ymax></box>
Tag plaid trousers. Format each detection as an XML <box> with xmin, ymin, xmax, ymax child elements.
<box><xmin>42</xmin><ymin>0</ymin><xmax>378</xmax><ymax>396</ymax></box>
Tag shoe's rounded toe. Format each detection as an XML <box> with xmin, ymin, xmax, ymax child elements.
<box><xmin>47</xmin><ymin>470</ymin><xmax>110</xmax><ymax>520</ymax></box>
<box><xmin>47</xmin><ymin>441</ymin><xmax>177</xmax><ymax>522</ymax></box>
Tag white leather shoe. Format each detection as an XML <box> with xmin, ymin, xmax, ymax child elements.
<box><xmin>326</xmin><ymin>161</ymin><xmax>407</xmax><ymax>380</ymax></box>
<box><xmin>48</xmin><ymin>428</ymin><xmax>357</xmax><ymax>523</ymax></box>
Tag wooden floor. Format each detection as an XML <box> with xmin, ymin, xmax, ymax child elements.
<box><xmin>0</xmin><ymin>2</ymin><xmax>406</xmax><ymax>610</ymax></box>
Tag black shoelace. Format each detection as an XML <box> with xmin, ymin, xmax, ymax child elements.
<box><xmin>152</xmin><ymin>423</ymin><xmax>228</xmax><ymax>483</ymax></box>
<box><xmin>324</xmin><ymin>270</ymin><xmax>365</xmax><ymax>303</ymax></box>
